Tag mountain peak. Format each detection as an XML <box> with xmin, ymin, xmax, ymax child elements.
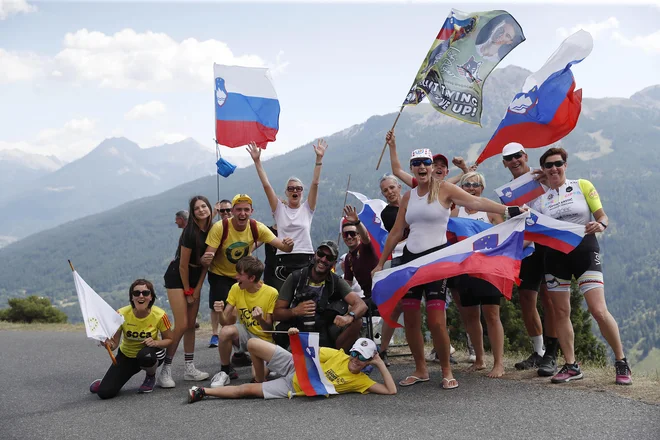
<box><xmin>630</xmin><ymin>85</ymin><xmax>660</xmax><ymax>108</ymax></box>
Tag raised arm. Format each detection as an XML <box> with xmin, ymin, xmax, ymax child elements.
<box><xmin>213</xmin><ymin>301</ymin><xmax>238</xmax><ymax>326</ymax></box>
<box><xmin>308</xmin><ymin>138</ymin><xmax>327</xmax><ymax>211</ymax></box>
<box><xmin>247</xmin><ymin>141</ymin><xmax>279</xmax><ymax>212</ymax></box>
<box><xmin>343</xmin><ymin>205</ymin><xmax>370</xmax><ymax>245</ymax></box>
<box><xmin>386</xmin><ymin>131</ymin><xmax>414</xmax><ymax>188</ymax></box>
<box><xmin>366</xmin><ymin>353</ymin><xmax>397</xmax><ymax>395</ymax></box>
<box><xmin>446</xmin><ymin>157</ymin><xmax>469</xmax><ymax>185</ymax></box>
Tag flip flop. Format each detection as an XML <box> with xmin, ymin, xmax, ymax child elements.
<box><xmin>441</xmin><ymin>377</ymin><xmax>459</xmax><ymax>390</ymax></box>
<box><xmin>399</xmin><ymin>375</ymin><xmax>430</xmax><ymax>387</ymax></box>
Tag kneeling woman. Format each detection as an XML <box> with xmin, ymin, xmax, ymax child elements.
<box><xmin>89</xmin><ymin>279</ymin><xmax>173</xmax><ymax>398</ymax></box>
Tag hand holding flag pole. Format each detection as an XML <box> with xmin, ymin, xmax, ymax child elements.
<box><xmin>376</xmin><ymin>106</ymin><xmax>404</xmax><ymax>170</ymax></box>
<box><xmin>337</xmin><ymin>174</ymin><xmax>352</xmax><ymax>245</ymax></box>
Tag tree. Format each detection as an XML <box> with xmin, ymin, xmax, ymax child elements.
<box><xmin>0</xmin><ymin>296</ymin><xmax>68</xmax><ymax>323</ymax></box>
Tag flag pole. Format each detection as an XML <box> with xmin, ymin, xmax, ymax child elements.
<box><xmin>214</xmin><ymin>140</ymin><xmax>220</xmax><ymax>204</ymax></box>
<box><xmin>69</xmin><ymin>259</ymin><xmax>117</xmax><ymax>366</ymax></box>
<box><xmin>376</xmin><ymin>106</ymin><xmax>404</xmax><ymax>170</ymax></box>
<box><xmin>337</xmin><ymin>174</ymin><xmax>352</xmax><ymax>245</ymax></box>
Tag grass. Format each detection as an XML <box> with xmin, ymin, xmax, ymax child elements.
<box><xmin>0</xmin><ymin>321</ymin><xmax>85</xmax><ymax>332</ymax></box>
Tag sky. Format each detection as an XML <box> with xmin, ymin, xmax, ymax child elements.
<box><xmin>1</xmin><ymin>0</ymin><xmax>659</xmax><ymax>163</ymax></box>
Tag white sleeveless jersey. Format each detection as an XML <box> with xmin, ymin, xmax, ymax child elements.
<box><xmin>405</xmin><ymin>187</ymin><xmax>450</xmax><ymax>254</ymax></box>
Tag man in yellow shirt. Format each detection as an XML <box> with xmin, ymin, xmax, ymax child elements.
<box><xmin>201</xmin><ymin>194</ymin><xmax>294</xmax><ymax>349</ymax></box>
<box><xmin>208</xmin><ymin>256</ymin><xmax>278</xmax><ymax>385</ymax></box>
<box><xmin>187</xmin><ymin>328</ymin><xmax>397</xmax><ymax>403</ymax></box>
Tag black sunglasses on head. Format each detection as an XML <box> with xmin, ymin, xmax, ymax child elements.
<box><xmin>131</xmin><ymin>290</ymin><xmax>151</xmax><ymax>297</ymax></box>
<box><xmin>316</xmin><ymin>249</ymin><xmax>336</xmax><ymax>261</ymax></box>
<box><xmin>542</xmin><ymin>160</ymin><xmax>565</xmax><ymax>169</ymax></box>
<box><xmin>503</xmin><ymin>152</ymin><xmax>524</xmax><ymax>161</ymax></box>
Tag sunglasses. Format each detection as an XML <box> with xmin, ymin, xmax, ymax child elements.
<box><xmin>503</xmin><ymin>152</ymin><xmax>524</xmax><ymax>161</ymax></box>
<box><xmin>462</xmin><ymin>182</ymin><xmax>482</xmax><ymax>189</ymax></box>
<box><xmin>410</xmin><ymin>158</ymin><xmax>433</xmax><ymax>167</ymax></box>
<box><xmin>131</xmin><ymin>290</ymin><xmax>152</xmax><ymax>297</ymax></box>
<box><xmin>349</xmin><ymin>350</ymin><xmax>371</xmax><ymax>362</ymax></box>
<box><xmin>316</xmin><ymin>249</ymin><xmax>336</xmax><ymax>261</ymax></box>
<box><xmin>287</xmin><ymin>186</ymin><xmax>304</xmax><ymax>192</ymax></box>
<box><xmin>218</xmin><ymin>208</ymin><xmax>231</xmax><ymax>213</ymax></box>
<box><xmin>343</xmin><ymin>230</ymin><xmax>357</xmax><ymax>238</ymax></box>
<box><xmin>542</xmin><ymin>160</ymin><xmax>566</xmax><ymax>169</ymax></box>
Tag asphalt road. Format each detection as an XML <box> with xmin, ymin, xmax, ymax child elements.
<box><xmin>1</xmin><ymin>330</ymin><xmax>659</xmax><ymax>440</ymax></box>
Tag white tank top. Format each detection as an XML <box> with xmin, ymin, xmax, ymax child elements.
<box><xmin>273</xmin><ymin>200</ymin><xmax>314</xmax><ymax>255</ymax></box>
<box><xmin>457</xmin><ymin>206</ymin><xmax>491</xmax><ymax>224</ymax></box>
<box><xmin>405</xmin><ymin>187</ymin><xmax>450</xmax><ymax>254</ymax></box>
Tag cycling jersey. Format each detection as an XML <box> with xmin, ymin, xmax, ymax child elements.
<box><xmin>537</xmin><ymin>179</ymin><xmax>602</xmax><ymax>225</ymax></box>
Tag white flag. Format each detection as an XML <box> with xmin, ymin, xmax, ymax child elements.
<box><xmin>73</xmin><ymin>270</ymin><xmax>124</xmax><ymax>342</ymax></box>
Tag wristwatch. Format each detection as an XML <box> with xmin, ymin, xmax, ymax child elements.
<box><xmin>598</xmin><ymin>221</ymin><xmax>608</xmax><ymax>230</ymax></box>
<box><xmin>347</xmin><ymin>311</ymin><xmax>356</xmax><ymax>321</ymax></box>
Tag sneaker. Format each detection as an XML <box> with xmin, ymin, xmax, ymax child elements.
<box><xmin>89</xmin><ymin>379</ymin><xmax>102</xmax><ymax>394</ymax></box>
<box><xmin>551</xmin><ymin>363</ymin><xmax>583</xmax><ymax>383</ymax></box>
<box><xmin>467</xmin><ymin>342</ymin><xmax>476</xmax><ymax>363</ymax></box>
<box><xmin>209</xmin><ymin>334</ymin><xmax>219</xmax><ymax>348</ymax></box>
<box><xmin>156</xmin><ymin>364</ymin><xmax>175</xmax><ymax>388</ymax></box>
<box><xmin>449</xmin><ymin>354</ymin><xmax>458</xmax><ymax>365</ymax></box>
<box><xmin>138</xmin><ymin>374</ymin><xmax>156</xmax><ymax>393</ymax></box>
<box><xmin>380</xmin><ymin>350</ymin><xmax>390</xmax><ymax>367</ymax></box>
<box><xmin>210</xmin><ymin>371</ymin><xmax>230</xmax><ymax>388</ymax></box>
<box><xmin>450</xmin><ymin>345</ymin><xmax>456</xmax><ymax>355</ymax></box>
<box><xmin>515</xmin><ymin>352</ymin><xmax>543</xmax><ymax>370</ymax></box>
<box><xmin>425</xmin><ymin>349</ymin><xmax>441</xmax><ymax>363</ymax></box>
<box><xmin>184</xmin><ymin>363</ymin><xmax>210</xmax><ymax>381</ymax></box>
<box><xmin>188</xmin><ymin>385</ymin><xmax>205</xmax><ymax>404</ymax></box>
<box><xmin>615</xmin><ymin>359</ymin><xmax>632</xmax><ymax>386</ymax></box>
<box><xmin>537</xmin><ymin>353</ymin><xmax>558</xmax><ymax>377</ymax></box>
<box><xmin>231</xmin><ymin>352</ymin><xmax>252</xmax><ymax>367</ymax></box>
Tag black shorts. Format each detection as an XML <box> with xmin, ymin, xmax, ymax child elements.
<box><xmin>163</xmin><ymin>260</ymin><xmax>203</xmax><ymax>290</ymax></box>
<box><xmin>545</xmin><ymin>236</ymin><xmax>602</xmax><ymax>281</ymax></box>
<box><xmin>402</xmin><ymin>245</ymin><xmax>447</xmax><ymax>305</ymax></box>
<box><xmin>518</xmin><ymin>245</ymin><xmax>547</xmax><ymax>292</ymax></box>
<box><xmin>459</xmin><ymin>276</ymin><xmax>502</xmax><ymax>307</ymax></box>
<box><xmin>207</xmin><ymin>272</ymin><xmax>236</xmax><ymax>309</ymax></box>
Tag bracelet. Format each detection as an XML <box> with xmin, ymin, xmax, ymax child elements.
<box><xmin>184</xmin><ymin>288</ymin><xmax>194</xmax><ymax>296</ymax></box>
<box><xmin>315</xmin><ymin>162</ymin><xmax>323</xmax><ymax>166</ymax></box>
<box><xmin>598</xmin><ymin>221</ymin><xmax>608</xmax><ymax>230</ymax></box>
<box><xmin>354</xmin><ymin>219</ymin><xmax>361</xmax><ymax>225</ymax></box>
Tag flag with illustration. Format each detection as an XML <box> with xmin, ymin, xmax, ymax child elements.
<box><xmin>403</xmin><ymin>9</ymin><xmax>525</xmax><ymax>125</ymax></box>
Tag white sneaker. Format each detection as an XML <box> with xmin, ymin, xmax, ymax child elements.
<box><xmin>210</xmin><ymin>371</ymin><xmax>230</xmax><ymax>388</ymax></box>
<box><xmin>157</xmin><ymin>364</ymin><xmax>176</xmax><ymax>388</ymax></box>
<box><xmin>184</xmin><ymin>363</ymin><xmax>210</xmax><ymax>381</ymax></box>
<box><xmin>450</xmin><ymin>345</ymin><xmax>456</xmax><ymax>355</ymax></box>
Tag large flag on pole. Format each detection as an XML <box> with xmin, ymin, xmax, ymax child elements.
<box><xmin>72</xmin><ymin>270</ymin><xmax>124</xmax><ymax>342</ymax></box>
<box><xmin>475</xmin><ymin>30</ymin><xmax>593</xmax><ymax>164</ymax></box>
<box><xmin>289</xmin><ymin>332</ymin><xmax>337</xmax><ymax>397</ymax></box>
<box><xmin>403</xmin><ymin>9</ymin><xmax>525</xmax><ymax>125</ymax></box>
<box><xmin>214</xmin><ymin>64</ymin><xmax>280</xmax><ymax>149</ymax></box>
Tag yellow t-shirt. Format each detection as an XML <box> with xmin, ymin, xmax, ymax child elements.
<box><xmin>117</xmin><ymin>305</ymin><xmax>171</xmax><ymax>358</ymax></box>
<box><xmin>293</xmin><ymin>348</ymin><xmax>376</xmax><ymax>395</ymax></box>
<box><xmin>205</xmin><ymin>220</ymin><xmax>276</xmax><ymax>277</ymax></box>
<box><xmin>226</xmin><ymin>283</ymin><xmax>278</xmax><ymax>342</ymax></box>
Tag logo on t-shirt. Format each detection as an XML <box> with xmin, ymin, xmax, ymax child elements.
<box><xmin>225</xmin><ymin>241</ymin><xmax>249</xmax><ymax>264</ymax></box>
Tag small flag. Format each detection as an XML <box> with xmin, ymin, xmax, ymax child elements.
<box><xmin>72</xmin><ymin>270</ymin><xmax>124</xmax><ymax>342</ymax></box>
<box><xmin>476</xmin><ymin>30</ymin><xmax>593</xmax><ymax>163</ymax></box>
<box><xmin>216</xmin><ymin>157</ymin><xmax>237</xmax><ymax>178</ymax></box>
<box><xmin>495</xmin><ymin>172</ymin><xmax>547</xmax><ymax>206</ymax></box>
<box><xmin>289</xmin><ymin>332</ymin><xmax>337</xmax><ymax>397</ymax></box>
<box><xmin>346</xmin><ymin>191</ymin><xmax>389</xmax><ymax>258</ymax></box>
<box><xmin>524</xmin><ymin>209</ymin><xmax>585</xmax><ymax>254</ymax></box>
<box><xmin>214</xmin><ymin>64</ymin><xmax>280</xmax><ymax>149</ymax></box>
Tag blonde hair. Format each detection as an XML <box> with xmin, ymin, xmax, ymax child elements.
<box><xmin>459</xmin><ymin>171</ymin><xmax>486</xmax><ymax>189</ymax></box>
<box><xmin>427</xmin><ymin>178</ymin><xmax>444</xmax><ymax>204</ymax></box>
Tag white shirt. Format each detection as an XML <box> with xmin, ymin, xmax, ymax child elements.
<box><xmin>457</xmin><ymin>206</ymin><xmax>491</xmax><ymax>224</ymax></box>
<box><xmin>405</xmin><ymin>187</ymin><xmax>450</xmax><ymax>254</ymax></box>
<box><xmin>273</xmin><ymin>200</ymin><xmax>314</xmax><ymax>255</ymax></box>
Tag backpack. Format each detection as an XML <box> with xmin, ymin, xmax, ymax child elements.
<box><xmin>290</xmin><ymin>266</ymin><xmax>348</xmax><ymax>318</ymax></box>
<box><xmin>219</xmin><ymin>217</ymin><xmax>259</xmax><ymax>250</ymax></box>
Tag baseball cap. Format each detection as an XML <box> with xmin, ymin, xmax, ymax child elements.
<box><xmin>410</xmin><ymin>148</ymin><xmax>433</xmax><ymax>161</ymax></box>
<box><xmin>502</xmin><ymin>142</ymin><xmax>526</xmax><ymax>157</ymax></box>
<box><xmin>433</xmin><ymin>153</ymin><xmax>449</xmax><ymax>166</ymax></box>
<box><xmin>232</xmin><ymin>194</ymin><xmax>253</xmax><ymax>207</ymax></box>
<box><xmin>350</xmin><ymin>338</ymin><xmax>378</xmax><ymax>360</ymax></box>
<box><xmin>318</xmin><ymin>240</ymin><xmax>339</xmax><ymax>259</ymax></box>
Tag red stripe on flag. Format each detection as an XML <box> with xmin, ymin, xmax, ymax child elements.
<box><xmin>289</xmin><ymin>334</ymin><xmax>316</xmax><ymax>396</ymax></box>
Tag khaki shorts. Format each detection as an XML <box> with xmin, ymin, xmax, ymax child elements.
<box><xmin>261</xmin><ymin>346</ymin><xmax>296</xmax><ymax>400</ymax></box>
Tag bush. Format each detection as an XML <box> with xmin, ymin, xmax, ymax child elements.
<box><xmin>0</xmin><ymin>296</ymin><xmax>68</xmax><ymax>323</ymax></box>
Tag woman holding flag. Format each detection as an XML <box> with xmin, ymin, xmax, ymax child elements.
<box><xmin>372</xmin><ymin>149</ymin><xmax>523</xmax><ymax>389</ymax></box>
<box><xmin>247</xmin><ymin>139</ymin><xmax>327</xmax><ymax>290</ymax></box>
<box><xmin>537</xmin><ymin>148</ymin><xmax>632</xmax><ymax>385</ymax></box>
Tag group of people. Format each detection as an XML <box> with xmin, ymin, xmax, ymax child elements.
<box><xmin>88</xmin><ymin>132</ymin><xmax>632</xmax><ymax>402</ymax></box>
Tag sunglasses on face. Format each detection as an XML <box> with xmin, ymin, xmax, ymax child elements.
<box><xmin>131</xmin><ymin>290</ymin><xmax>152</xmax><ymax>298</ymax></box>
<box><xmin>349</xmin><ymin>350</ymin><xmax>371</xmax><ymax>362</ymax></box>
<box><xmin>543</xmin><ymin>160</ymin><xmax>566</xmax><ymax>169</ymax></box>
<box><xmin>218</xmin><ymin>208</ymin><xmax>231</xmax><ymax>213</ymax></box>
<box><xmin>462</xmin><ymin>182</ymin><xmax>482</xmax><ymax>189</ymax></box>
<box><xmin>343</xmin><ymin>230</ymin><xmax>357</xmax><ymax>238</ymax></box>
<box><xmin>503</xmin><ymin>152</ymin><xmax>524</xmax><ymax>161</ymax></box>
<box><xmin>410</xmin><ymin>158</ymin><xmax>433</xmax><ymax>167</ymax></box>
<box><xmin>316</xmin><ymin>249</ymin><xmax>336</xmax><ymax>262</ymax></box>
<box><xmin>287</xmin><ymin>186</ymin><xmax>304</xmax><ymax>192</ymax></box>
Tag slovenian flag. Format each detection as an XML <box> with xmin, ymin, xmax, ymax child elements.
<box><xmin>447</xmin><ymin>217</ymin><xmax>492</xmax><ymax>243</ymax></box>
<box><xmin>346</xmin><ymin>191</ymin><xmax>389</xmax><ymax>258</ymax></box>
<box><xmin>372</xmin><ymin>215</ymin><xmax>528</xmax><ymax>327</ymax></box>
<box><xmin>495</xmin><ymin>172</ymin><xmax>547</xmax><ymax>206</ymax></box>
<box><xmin>289</xmin><ymin>332</ymin><xmax>337</xmax><ymax>397</ymax></box>
<box><xmin>524</xmin><ymin>209</ymin><xmax>585</xmax><ymax>254</ymax></box>
<box><xmin>214</xmin><ymin>64</ymin><xmax>280</xmax><ymax>149</ymax></box>
<box><xmin>475</xmin><ymin>30</ymin><xmax>593</xmax><ymax>164</ymax></box>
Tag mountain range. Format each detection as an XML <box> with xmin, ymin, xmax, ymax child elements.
<box><xmin>1</xmin><ymin>65</ymin><xmax>659</xmax><ymax>369</ymax></box>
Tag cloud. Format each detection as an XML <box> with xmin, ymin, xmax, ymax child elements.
<box><xmin>0</xmin><ymin>48</ymin><xmax>42</xmax><ymax>82</ymax></box>
<box><xmin>0</xmin><ymin>0</ymin><xmax>37</xmax><ymax>20</ymax></box>
<box><xmin>125</xmin><ymin>100</ymin><xmax>167</xmax><ymax>120</ymax></box>
<box><xmin>557</xmin><ymin>17</ymin><xmax>619</xmax><ymax>39</ymax></box>
<box><xmin>612</xmin><ymin>29</ymin><xmax>660</xmax><ymax>54</ymax></box>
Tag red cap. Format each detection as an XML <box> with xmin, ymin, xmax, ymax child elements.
<box><xmin>433</xmin><ymin>154</ymin><xmax>448</xmax><ymax>166</ymax></box>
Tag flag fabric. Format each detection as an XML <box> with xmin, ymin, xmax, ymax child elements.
<box><xmin>403</xmin><ymin>9</ymin><xmax>525</xmax><ymax>125</ymax></box>
<box><xmin>72</xmin><ymin>270</ymin><xmax>124</xmax><ymax>342</ymax></box>
<box><xmin>216</xmin><ymin>157</ymin><xmax>237</xmax><ymax>178</ymax></box>
<box><xmin>476</xmin><ymin>30</ymin><xmax>593</xmax><ymax>163</ymax></box>
<box><xmin>214</xmin><ymin>64</ymin><xmax>280</xmax><ymax>149</ymax></box>
<box><xmin>372</xmin><ymin>216</ymin><xmax>527</xmax><ymax>327</ymax></box>
<box><xmin>346</xmin><ymin>191</ymin><xmax>389</xmax><ymax>258</ymax></box>
<box><xmin>524</xmin><ymin>209</ymin><xmax>585</xmax><ymax>254</ymax></box>
<box><xmin>289</xmin><ymin>332</ymin><xmax>337</xmax><ymax>397</ymax></box>
<box><xmin>447</xmin><ymin>217</ymin><xmax>492</xmax><ymax>243</ymax></box>
<box><xmin>495</xmin><ymin>172</ymin><xmax>547</xmax><ymax>206</ymax></box>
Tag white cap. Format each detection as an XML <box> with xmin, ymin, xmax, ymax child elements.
<box><xmin>410</xmin><ymin>148</ymin><xmax>433</xmax><ymax>161</ymax></box>
<box><xmin>350</xmin><ymin>338</ymin><xmax>378</xmax><ymax>360</ymax></box>
<box><xmin>502</xmin><ymin>142</ymin><xmax>526</xmax><ymax>157</ymax></box>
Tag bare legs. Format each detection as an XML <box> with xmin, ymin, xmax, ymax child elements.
<box><xmin>166</xmin><ymin>288</ymin><xmax>201</xmax><ymax>359</ymax></box>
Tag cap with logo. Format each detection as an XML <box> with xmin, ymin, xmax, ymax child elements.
<box><xmin>502</xmin><ymin>142</ymin><xmax>526</xmax><ymax>157</ymax></box>
<box><xmin>232</xmin><ymin>194</ymin><xmax>253</xmax><ymax>207</ymax></box>
<box><xmin>350</xmin><ymin>338</ymin><xmax>378</xmax><ymax>360</ymax></box>
<box><xmin>317</xmin><ymin>240</ymin><xmax>339</xmax><ymax>259</ymax></box>
<box><xmin>432</xmin><ymin>153</ymin><xmax>449</xmax><ymax>166</ymax></box>
<box><xmin>410</xmin><ymin>148</ymin><xmax>433</xmax><ymax>161</ymax></box>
